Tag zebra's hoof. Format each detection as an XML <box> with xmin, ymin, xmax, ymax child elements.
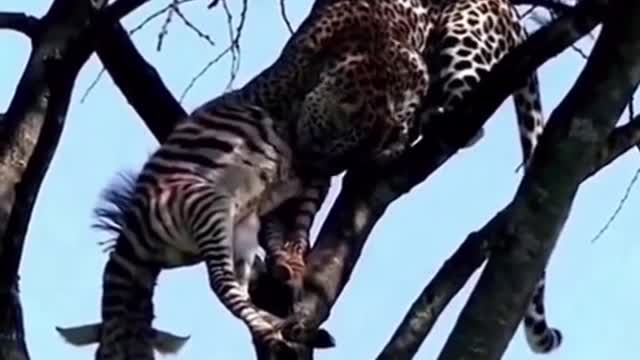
<box><xmin>310</xmin><ymin>328</ymin><xmax>335</xmax><ymax>349</ymax></box>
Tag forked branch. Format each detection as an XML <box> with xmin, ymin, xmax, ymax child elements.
<box><xmin>280</xmin><ymin>3</ymin><xmax>610</xmax><ymax>356</ymax></box>
<box><xmin>0</xmin><ymin>0</ymin><xmax>158</xmax><ymax>358</ymax></box>
<box><xmin>588</xmin><ymin>115</ymin><xmax>640</xmax><ymax>177</ymax></box>
<box><xmin>0</xmin><ymin>12</ymin><xmax>39</xmax><ymax>38</ymax></box>
<box><xmin>437</xmin><ymin>0</ymin><xmax>640</xmax><ymax>358</ymax></box>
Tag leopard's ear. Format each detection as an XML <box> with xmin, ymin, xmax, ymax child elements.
<box><xmin>150</xmin><ymin>328</ymin><xmax>190</xmax><ymax>354</ymax></box>
<box><xmin>56</xmin><ymin>323</ymin><xmax>101</xmax><ymax>346</ymax></box>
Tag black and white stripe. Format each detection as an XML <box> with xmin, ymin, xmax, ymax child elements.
<box><xmin>57</xmin><ymin>98</ymin><xmax>318</xmax><ymax>358</ymax></box>
<box><xmin>259</xmin><ymin>177</ymin><xmax>331</xmax><ymax>287</ymax></box>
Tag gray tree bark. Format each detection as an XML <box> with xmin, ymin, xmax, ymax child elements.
<box><xmin>2</xmin><ymin>0</ymin><xmax>638</xmax><ymax>360</ymax></box>
<box><xmin>0</xmin><ymin>0</ymin><xmax>155</xmax><ymax>358</ymax></box>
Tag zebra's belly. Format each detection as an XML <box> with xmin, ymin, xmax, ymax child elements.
<box><xmin>145</xmin><ymin>217</ymin><xmax>201</xmax><ymax>268</ymax></box>
<box><xmin>258</xmin><ymin>177</ymin><xmax>304</xmax><ymax>216</ymax></box>
<box><xmin>157</xmin><ymin>242</ymin><xmax>201</xmax><ymax>269</ymax></box>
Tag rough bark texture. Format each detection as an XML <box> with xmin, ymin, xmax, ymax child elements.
<box><xmin>436</xmin><ymin>0</ymin><xmax>640</xmax><ymax>358</ymax></box>
<box><xmin>275</xmin><ymin>2</ymin><xmax>612</xmax><ymax>359</ymax></box>
<box><xmin>2</xmin><ymin>0</ymin><xmax>638</xmax><ymax>359</ymax></box>
<box><xmin>95</xmin><ymin>22</ymin><xmax>185</xmax><ymax>140</ymax></box>
<box><xmin>374</xmin><ymin>0</ymin><xmax>611</xmax><ymax>358</ymax></box>
<box><xmin>0</xmin><ymin>0</ymin><xmax>151</xmax><ymax>358</ymax></box>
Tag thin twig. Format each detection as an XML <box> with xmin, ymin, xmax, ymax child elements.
<box><xmin>527</xmin><ymin>6</ymin><xmax>592</xmax><ymax>60</ymax></box>
<box><xmin>591</xmin><ymin>93</ymin><xmax>640</xmax><ymax>242</ymax></box>
<box><xmin>156</xmin><ymin>0</ymin><xmax>177</xmax><ymax>51</ymax></box>
<box><xmin>279</xmin><ymin>0</ymin><xmax>295</xmax><ymax>34</ymax></box>
<box><xmin>512</xmin><ymin>0</ymin><xmax>574</xmax><ymax>13</ymax></box>
<box><xmin>81</xmin><ymin>0</ymin><xmax>197</xmax><ymax>102</ymax></box>
<box><xmin>519</xmin><ymin>5</ymin><xmax>540</xmax><ymax>20</ymax></box>
<box><xmin>80</xmin><ymin>68</ymin><xmax>106</xmax><ymax>103</ymax></box>
<box><xmin>173</xmin><ymin>5</ymin><xmax>216</xmax><ymax>47</ymax></box>
<box><xmin>570</xmin><ymin>43</ymin><xmax>590</xmax><ymax>59</ymax></box>
<box><xmin>179</xmin><ymin>0</ymin><xmax>247</xmax><ymax>101</ymax></box>
<box><xmin>129</xmin><ymin>0</ymin><xmax>195</xmax><ymax>35</ymax></box>
<box><xmin>179</xmin><ymin>47</ymin><xmax>233</xmax><ymax>102</ymax></box>
<box><xmin>222</xmin><ymin>0</ymin><xmax>247</xmax><ymax>91</ymax></box>
<box><xmin>591</xmin><ymin>166</ymin><xmax>640</xmax><ymax>243</ymax></box>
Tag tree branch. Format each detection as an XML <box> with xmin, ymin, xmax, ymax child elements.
<box><xmin>436</xmin><ymin>0</ymin><xmax>640</xmax><ymax>358</ymax></box>
<box><xmin>280</xmin><ymin>0</ymin><xmax>609</xmax><ymax>354</ymax></box>
<box><xmin>376</xmin><ymin>227</ymin><xmax>490</xmax><ymax>360</ymax></box>
<box><xmin>0</xmin><ymin>0</ymin><xmax>157</xmax><ymax>358</ymax></box>
<box><xmin>512</xmin><ymin>0</ymin><xmax>574</xmax><ymax>14</ymax></box>
<box><xmin>102</xmin><ymin>0</ymin><xmax>150</xmax><ymax>22</ymax></box>
<box><xmin>377</xmin><ymin>109</ymin><xmax>640</xmax><ymax>360</ymax></box>
<box><xmin>587</xmin><ymin>115</ymin><xmax>640</xmax><ymax>177</ymax></box>
<box><xmin>95</xmin><ymin>22</ymin><xmax>185</xmax><ymax>141</ymax></box>
<box><xmin>0</xmin><ymin>12</ymin><xmax>39</xmax><ymax>38</ymax></box>
<box><xmin>91</xmin><ymin>16</ymin><xmax>305</xmax><ymax>360</ymax></box>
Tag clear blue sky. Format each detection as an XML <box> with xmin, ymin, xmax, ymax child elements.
<box><xmin>1</xmin><ymin>1</ymin><xmax>639</xmax><ymax>359</ymax></box>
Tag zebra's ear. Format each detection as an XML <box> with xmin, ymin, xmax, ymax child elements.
<box><xmin>56</xmin><ymin>324</ymin><xmax>101</xmax><ymax>346</ymax></box>
<box><xmin>151</xmin><ymin>328</ymin><xmax>190</xmax><ymax>354</ymax></box>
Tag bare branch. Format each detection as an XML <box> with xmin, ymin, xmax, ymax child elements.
<box><xmin>96</xmin><ymin>23</ymin><xmax>186</xmax><ymax>140</ymax></box>
<box><xmin>221</xmin><ymin>0</ymin><xmax>247</xmax><ymax>90</ymax></box>
<box><xmin>588</xmin><ymin>115</ymin><xmax>640</xmax><ymax>177</ymax></box>
<box><xmin>156</xmin><ymin>1</ymin><xmax>176</xmax><ymax>51</ymax></box>
<box><xmin>279</xmin><ymin>0</ymin><xmax>295</xmax><ymax>34</ymax></box>
<box><xmin>179</xmin><ymin>46</ymin><xmax>233</xmax><ymax>102</ymax></box>
<box><xmin>590</xmin><ymin>167</ymin><xmax>640</xmax><ymax>243</ymax></box>
<box><xmin>180</xmin><ymin>0</ymin><xmax>248</xmax><ymax>101</ymax></box>
<box><xmin>518</xmin><ymin>5</ymin><xmax>540</xmax><ymax>21</ymax></box>
<box><xmin>580</xmin><ymin>113</ymin><xmax>640</xmax><ymax>244</ymax></box>
<box><xmin>277</xmin><ymin>0</ymin><xmax>610</xmax><ymax>356</ymax></box>
<box><xmin>80</xmin><ymin>0</ymin><xmax>197</xmax><ymax>103</ymax></box>
<box><xmin>156</xmin><ymin>2</ymin><xmax>217</xmax><ymax>51</ymax></box>
<box><xmin>173</xmin><ymin>5</ymin><xmax>216</xmax><ymax>48</ymax></box>
<box><xmin>437</xmin><ymin>0</ymin><xmax>640</xmax><ymax>358</ymax></box>
<box><xmin>129</xmin><ymin>0</ymin><xmax>195</xmax><ymax>35</ymax></box>
<box><xmin>79</xmin><ymin>68</ymin><xmax>106</xmax><ymax>103</ymax></box>
<box><xmin>0</xmin><ymin>12</ymin><xmax>39</xmax><ymax>38</ymax></box>
<box><xmin>570</xmin><ymin>43</ymin><xmax>591</xmax><ymax>59</ymax></box>
<box><xmin>377</xmin><ymin>228</ymin><xmax>490</xmax><ymax>359</ymax></box>
<box><xmin>380</xmin><ymin>78</ymin><xmax>635</xmax><ymax>359</ymax></box>
<box><xmin>513</xmin><ymin>0</ymin><xmax>574</xmax><ymax>13</ymax></box>
<box><xmin>0</xmin><ymin>1</ymin><xmax>155</xmax><ymax>356</ymax></box>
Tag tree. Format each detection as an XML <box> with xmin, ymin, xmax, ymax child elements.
<box><xmin>0</xmin><ymin>0</ymin><xmax>638</xmax><ymax>359</ymax></box>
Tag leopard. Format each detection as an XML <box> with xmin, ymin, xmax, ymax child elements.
<box><xmin>221</xmin><ymin>0</ymin><xmax>437</xmax><ymax>291</ymax></box>
<box><xmin>262</xmin><ymin>0</ymin><xmax>561</xmax><ymax>355</ymax></box>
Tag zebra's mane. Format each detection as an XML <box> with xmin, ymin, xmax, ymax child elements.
<box><xmin>93</xmin><ymin>170</ymin><xmax>139</xmax><ymax>253</ymax></box>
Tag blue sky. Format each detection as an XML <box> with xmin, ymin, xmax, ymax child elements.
<box><xmin>1</xmin><ymin>1</ymin><xmax>639</xmax><ymax>359</ymax></box>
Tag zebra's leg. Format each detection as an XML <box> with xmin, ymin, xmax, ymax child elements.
<box><xmin>57</xmin><ymin>250</ymin><xmax>188</xmax><ymax>359</ymax></box>
<box><xmin>268</xmin><ymin>177</ymin><xmax>330</xmax><ymax>287</ymax></box>
<box><xmin>523</xmin><ymin>271</ymin><xmax>563</xmax><ymax>353</ymax></box>
<box><xmin>191</xmin><ymin>192</ymin><xmax>294</xmax><ymax>351</ymax></box>
<box><xmin>233</xmin><ymin>211</ymin><xmax>261</xmax><ymax>296</ymax></box>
